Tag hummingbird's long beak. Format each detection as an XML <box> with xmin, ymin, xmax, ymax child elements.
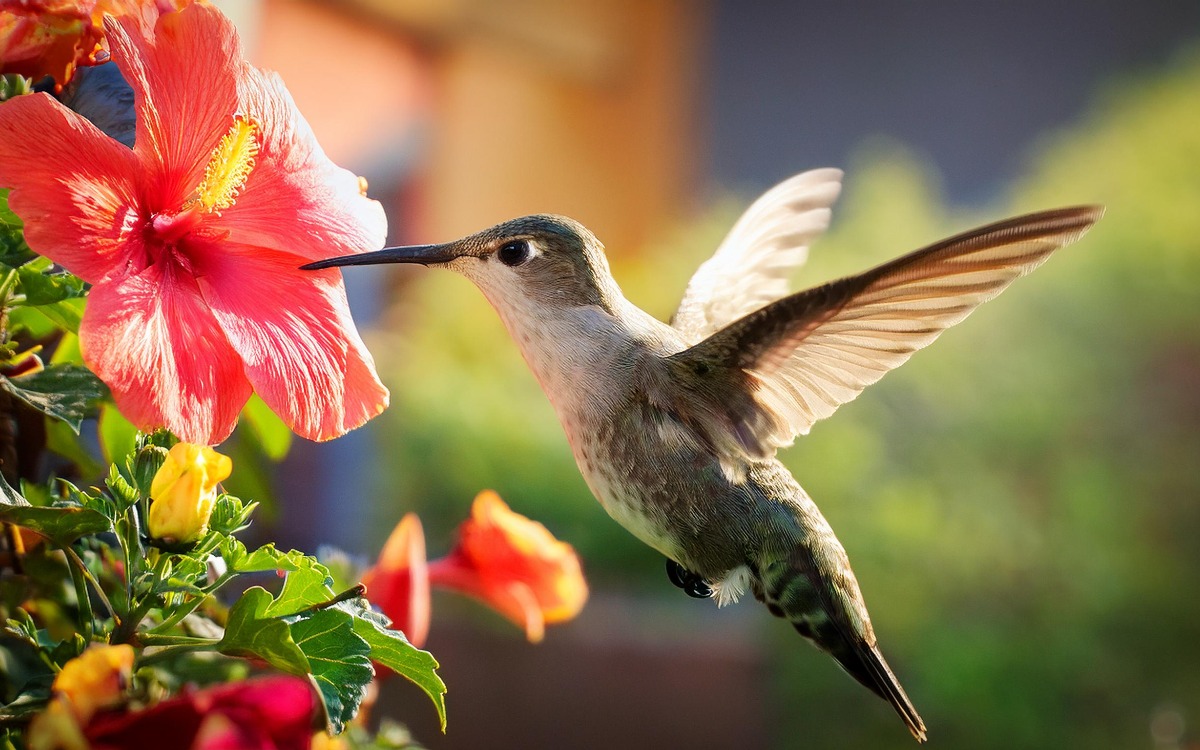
<box><xmin>300</xmin><ymin>243</ymin><xmax>460</xmax><ymax>271</ymax></box>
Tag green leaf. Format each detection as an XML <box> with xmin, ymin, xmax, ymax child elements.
<box><xmin>0</xmin><ymin>674</ymin><xmax>52</xmax><ymax>721</ymax></box>
<box><xmin>208</xmin><ymin>494</ymin><xmax>256</xmax><ymax>536</ymax></box>
<box><xmin>0</xmin><ymin>474</ymin><xmax>110</xmax><ymax>546</ymax></box>
<box><xmin>15</xmin><ymin>259</ymin><xmax>85</xmax><ymax>305</ymax></box>
<box><xmin>105</xmin><ymin>463</ymin><xmax>139</xmax><ymax>510</ymax></box>
<box><xmin>264</xmin><ymin>562</ymin><xmax>336</xmax><ymax>618</ymax></box>
<box><xmin>289</xmin><ymin>609</ymin><xmax>372</xmax><ymax>735</ymax></box>
<box><xmin>130</xmin><ymin>445</ymin><xmax>168</xmax><ymax>498</ymax></box>
<box><xmin>0</xmin><ymin>76</ymin><xmax>33</xmax><ymax>103</ymax></box>
<box><xmin>217</xmin><ymin>587</ymin><xmax>309</xmax><ymax>675</ymax></box>
<box><xmin>158</xmin><ymin>555</ymin><xmax>207</xmax><ymax>595</ymax></box>
<box><xmin>31</xmin><ymin>297</ymin><xmax>85</xmax><ymax>333</ymax></box>
<box><xmin>49</xmin><ymin>331</ymin><xmax>84</xmax><ymax>366</ymax></box>
<box><xmin>44</xmin><ymin>418</ymin><xmax>104</xmax><ymax>478</ymax></box>
<box><xmin>222</xmin><ymin>540</ymin><xmax>312</xmax><ymax>574</ymax></box>
<box><xmin>98</xmin><ymin>404</ymin><xmax>138</xmax><ymax>465</ymax></box>
<box><xmin>0</xmin><ymin>188</ymin><xmax>33</xmax><ymax>268</ymax></box>
<box><xmin>340</xmin><ymin>599</ymin><xmax>447</xmax><ymax>731</ymax></box>
<box><xmin>239</xmin><ymin>394</ymin><xmax>293</xmax><ymax>461</ymax></box>
<box><xmin>1</xmin><ymin>363</ymin><xmax>107</xmax><ymax>433</ymax></box>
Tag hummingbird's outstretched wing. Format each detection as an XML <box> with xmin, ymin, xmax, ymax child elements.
<box><xmin>670</xmin><ymin>169</ymin><xmax>843</xmax><ymax>342</ymax></box>
<box><xmin>660</xmin><ymin>206</ymin><xmax>1103</xmax><ymax>469</ymax></box>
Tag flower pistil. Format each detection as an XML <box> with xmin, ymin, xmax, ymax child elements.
<box><xmin>189</xmin><ymin>114</ymin><xmax>259</xmax><ymax>214</ymax></box>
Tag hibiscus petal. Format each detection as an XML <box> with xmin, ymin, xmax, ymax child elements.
<box><xmin>0</xmin><ymin>92</ymin><xmax>141</xmax><ymax>284</ymax></box>
<box><xmin>81</xmin><ymin>259</ymin><xmax>251</xmax><ymax>445</ymax></box>
<box><xmin>194</xmin><ymin>243</ymin><xmax>389</xmax><ymax>441</ymax></box>
<box><xmin>105</xmin><ymin>4</ymin><xmax>244</xmax><ymax>210</ymax></box>
<box><xmin>211</xmin><ymin>65</ymin><xmax>388</xmax><ymax>261</ymax></box>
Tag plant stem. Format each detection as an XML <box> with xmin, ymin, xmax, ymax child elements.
<box><xmin>110</xmin><ymin>599</ymin><xmax>154</xmax><ymax>645</ymax></box>
<box><xmin>148</xmin><ymin>570</ymin><xmax>235</xmax><ymax>634</ymax></box>
<box><xmin>137</xmin><ymin>632</ymin><xmax>217</xmax><ymax>647</ymax></box>
<box><xmin>62</xmin><ymin>545</ymin><xmax>119</xmax><ymax>626</ymax></box>
<box><xmin>62</xmin><ymin>544</ymin><xmax>95</xmax><ymax>642</ymax></box>
<box><xmin>136</xmin><ymin>640</ymin><xmax>219</xmax><ymax>667</ymax></box>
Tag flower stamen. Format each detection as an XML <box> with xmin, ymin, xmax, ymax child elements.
<box><xmin>190</xmin><ymin>114</ymin><xmax>259</xmax><ymax>213</ymax></box>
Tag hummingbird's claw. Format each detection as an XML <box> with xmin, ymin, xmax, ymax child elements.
<box><xmin>665</xmin><ymin>559</ymin><xmax>713</xmax><ymax>599</ymax></box>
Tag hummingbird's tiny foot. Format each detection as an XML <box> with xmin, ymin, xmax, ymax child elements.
<box><xmin>665</xmin><ymin>559</ymin><xmax>712</xmax><ymax>599</ymax></box>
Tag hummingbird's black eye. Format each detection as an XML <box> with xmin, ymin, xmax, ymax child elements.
<box><xmin>497</xmin><ymin>240</ymin><xmax>532</xmax><ymax>267</ymax></box>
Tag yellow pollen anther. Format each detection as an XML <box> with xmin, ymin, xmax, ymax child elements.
<box><xmin>191</xmin><ymin>115</ymin><xmax>259</xmax><ymax>213</ymax></box>
<box><xmin>357</xmin><ymin>175</ymin><xmax>369</xmax><ymax>196</ymax></box>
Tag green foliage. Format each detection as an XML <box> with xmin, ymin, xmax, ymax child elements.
<box><xmin>340</xmin><ymin>599</ymin><xmax>448</xmax><ymax>731</ymax></box>
<box><xmin>1</xmin><ymin>364</ymin><xmax>108</xmax><ymax>434</ymax></box>
<box><xmin>219</xmin><ymin>587</ymin><xmax>311</xmax><ymax>673</ymax></box>
<box><xmin>289</xmin><ymin>609</ymin><xmax>373</xmax><ymax>734</ymax></box>
<box><xmin>0</xmin><ymin>436</ymin><xmax>446</xmax><ymax>742</ymax></box>
<box><xmin>239</xmin><ymin>394</ymin><xmax>294</xmax><ymax>461</ymax></box>
<box><xmin>0</xmin><ymin>475</ymin><xmax>110</xmax><ymax>546</ymax></box>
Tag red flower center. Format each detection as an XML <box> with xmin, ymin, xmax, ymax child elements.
<box><xmin>141</xmin><ymin>115</ymin><xmax>260</xmax><ymax>270</ymax></box>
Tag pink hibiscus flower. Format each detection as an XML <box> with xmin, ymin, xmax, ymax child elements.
<box><xmin>0</xmin><ymin>3</ymin><xmax>389</xmax><ymax>444</ymax></box>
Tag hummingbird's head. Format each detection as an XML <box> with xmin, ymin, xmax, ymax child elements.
<box><xmin>302</xmin><ymin>214</ymin><xmax>622</xmax><ymax>314</ymax></box>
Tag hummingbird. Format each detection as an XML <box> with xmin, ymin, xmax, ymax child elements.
<box><xmin>304</xmin><ymin>169</ymin><xmax>1102</xmax><ymax>741</ymax></box>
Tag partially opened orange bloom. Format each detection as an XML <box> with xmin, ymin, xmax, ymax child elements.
<box><xmin>0</xmin><ymin>0</ymin><xmax>188</xmax><ymax>89</ymax></box>
<box><xmin>363</xmin><ymin>492</ymin><xmax>587</xmax><ymax>647</ymax></box>
<box><xmin>429</xmin><ymin>491</ymin><xmax>588</xmax><ymax>643</ymax></box>
<box><xmin>0</xmin><ymin>0</ymin><xmax>104</xmax><ymax>88</ymax></box>
<box><xmin>361</xmin><ymin>513</ymin><xmax>430</xmax><ymax>648</ymax></box>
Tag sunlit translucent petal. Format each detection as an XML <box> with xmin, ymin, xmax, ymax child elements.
<box><xmin>428</xmin><ymin>491</ymin><xmax>587</xmax><ymax>641</ymax></box>
<box><xmin>0</xmin><ymin>0</ymin><xmax>104</xmax><ymax>88</ymax></box>
<box><xmin>81</xmin><ymin>259</ymin><xmax>252</xmax><ymax>445</ymax></box>
<box><xmin>211</xmin><ymin>66</ymin><xmax>388</xmax><ymax>261</ymax></box>
<box><xmin>105</xmin><ymin>4</ymin><xmax>242</xmax><ymax>210</ymax></box>
<box><xmin>193</xmin><ymin>242</ymin><xmax>388</xmax><ymax>441</ymax></box>
<box><xmin>362</xmin><ymin>514</ymin><xmax>430</xmax><ymax>648</ymax></box>
<box><xmin>0</xmin><ymin>92</ymin><xmax>141</xmax><ymax>284</ymax></box>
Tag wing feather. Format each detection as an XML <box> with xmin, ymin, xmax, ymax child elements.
<box><xmin>671</xmin><ymin>169</ymin><xmax>843</xmax><ymax>342</ymax></box>
<box><xmin>663</xmin><ymin>205</ymin><xmax>1104</xmax><ymax>467</ymax></box>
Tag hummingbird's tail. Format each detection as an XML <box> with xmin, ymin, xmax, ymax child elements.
<box><xmin>754</xmin><ymin>559</ymin><xmax>928</xmax><ymax>742</ymax></box>
<box><xmin>831</xmin><ymin>634</ymin><xmax>927</xmax><ymax>742</ymax></box>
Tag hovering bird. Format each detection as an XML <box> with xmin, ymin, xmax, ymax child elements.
<box><xmin>305</xmin><ymin>169</ymin><xmax>1102</xmax><ymax>741</ymax></box>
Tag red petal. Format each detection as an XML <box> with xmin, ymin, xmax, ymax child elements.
<box><xmin>362</xmin><ymin>514</ymin><xmax>431</xmax><ymax>648</ymax></box>
<box><xmin>212</xmin><ymin>66</ymin><xmax>388</xmax><ymax>261</ymax></box>
<box><xmin>86</xmin><ymin>676</ymin><xmax>315</xmax><ymax>750</ymax></box>
<box><xmin>80</xmin><ymin>260</ymin><xmax>251</xmax><ymax>445</ymax></box>
<box><xmin>199</xmin><ymin>676</ymin><xmax>317</xmax><ymax>750</ymax></box>
<box><xmin>194</xmin><ymin>243</ymin><xmax>388</xmax><ymax>441</ymax></box>
<box><xmin>105</xmin><ymin>4</ymin><xmax>243</xmax><ymax>210</ymax></box>
<box><xmin>0</xmin><ymin>92</ymin><xmax>141</xmax><ymax>284</ymax></box>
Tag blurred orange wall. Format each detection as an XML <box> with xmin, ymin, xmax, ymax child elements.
<box><xmin>246</xmin><ymin>0</ymin><xmax>708</xmax><ymax>254</ymax></box>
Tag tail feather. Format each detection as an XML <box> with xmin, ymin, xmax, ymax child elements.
<box><xmin>836</xmin><ymin>637</ymin><xmax>927</xmax><ymax>742</ymax></box>
<box><xmin>755</xmin><ymin>560</ymin><xmax>927</xmax><ymax>742</ymax></box>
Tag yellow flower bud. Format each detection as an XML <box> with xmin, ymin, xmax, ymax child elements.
<box><xmin>148</xmin><ymin>443</ymin><xmax>232</xmax><ymax>543</ymax></box>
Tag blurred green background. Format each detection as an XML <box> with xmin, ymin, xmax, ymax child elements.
<box><xmin>361</xmin><ymin>48</ymin><xmax>1200</xmax><ymax>750</ymax></box>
